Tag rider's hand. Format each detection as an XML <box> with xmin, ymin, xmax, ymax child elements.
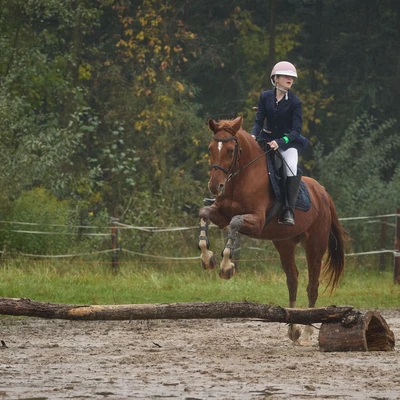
<box><xmin>268</xmin><ymin>140</ymin><xmax>279</xmax><ymax>150</ymax></box>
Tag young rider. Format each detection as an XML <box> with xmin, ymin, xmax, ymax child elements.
<box><xmin>251</xmin><ymin>61</ymin><xmax>309</xmax><ymax>226</ymax></box>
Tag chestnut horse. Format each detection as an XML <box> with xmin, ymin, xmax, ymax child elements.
<box><xmin>198</xmin><ymin>116</ymin><xmax>347</xmax><ymax>345</ymax></box>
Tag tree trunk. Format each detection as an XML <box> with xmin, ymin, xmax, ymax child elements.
<box><xmin>267</xmin><ymin>0</ymin><xmax>277</xmax><ymax>72</ymax></box>
<box><xmin>0</xmin><ymin>297</ymin><xmax>353</xmax><ymax>323</ymax></box>
<box><xmin>308</xmin><ymin>0</ymin><xmax>323</xmax><ymax>140</ymax></box>
<box><xmin>1</xmin><ymin>298</ymin><xmax>394</xmax><ymax>352</ymax></box>
<box><xmin>319</xmin><ymin>311</ymin><xmax>395</xmax><ymax>352</ymax></box>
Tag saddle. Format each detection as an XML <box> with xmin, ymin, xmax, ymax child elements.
<box><xmin>264</xmin><ymin>147</ymin><xmax>311</xmax><ymax>225</ymax></box>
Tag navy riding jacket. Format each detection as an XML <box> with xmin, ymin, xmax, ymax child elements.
<box><xmin>251</xmin><ymin>89</ymin><xmax>309</xmax><ymax>151</ymax></box>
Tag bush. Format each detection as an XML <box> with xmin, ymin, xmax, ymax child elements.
<box><xmin>314</xmin><ymin>114</ymin><xmax>399</xmax><ymax>252</ymax></box>
<box><xmin>2</xmin><ymin>188</ymin><xmax>77</xmax><ymax>255</ymax></box>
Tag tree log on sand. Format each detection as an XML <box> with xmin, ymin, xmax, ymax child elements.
<box><xmin>0</xmin><ymin>298</ymin><xmax>353</xmax><ymax>322</ymax></box>
<box><xmin>318</xmin><ymin>310</ymin><xmax>395</xmax><ymax>352</ymax></box>
<box><xmin>0</xmin><ymin>298</ymin><xmax>395</xmax><ymax>352</ymax></box>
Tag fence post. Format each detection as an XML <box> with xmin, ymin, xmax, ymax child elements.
<box><xmin>379</xmin><ymin>216</ymin><xmax>387</xmax><ymax>271</ymax></box>
<box><xmin>111</xmin><ymin>217</ymin><xmax>119</xmax><ymax>273</ymax></box>
<box><xmin>394</xmin><ymin>208</ymin><xmax>400</xmax><ymax>284</ymax></box>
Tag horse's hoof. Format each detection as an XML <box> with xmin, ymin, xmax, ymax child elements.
<box><xmin>201</xmin><ymin>252</ymin><xmax>216</xmax><ymax>270</ymax></box>
<box><xmin>288</xmin><ymin>325</ymin><xmax>301</xmax><ymax>342</ymax></box>
<box><xmin>299</xmin><ymin>339</ymin><xmax>312</xmax><ymax>347</ymax></box>
<box><xmin>219</xmin><ymin>265</ymin><xmax>235</xmax><ymax>279</ymax></box>
<box><xmin>298</xmin><ymin>325</ymin><xmax>314</xmax><ymax>346</ymax></box>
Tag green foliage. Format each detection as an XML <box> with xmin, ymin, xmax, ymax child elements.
<box><xmin>315</xmin><ymin>114</ymin><xmax>399</xmax><ymax>215</ymax></box>
<box><xmin>0</xmin><ymin>0</ymin><xmax>399</xmax><ymax>261</ymax></box>
<box><xmin>0</xmin><ymin>0</ymin><xmax>103</xmax><ymax>199</ymax></box>
<box><xmin>2</xmin><ymin>188</ymin><xmax>77</xmax><ymax>255</ymax></box>
<box><xmin>314</xmin><ymin>114</ymin><xmax>400</xmax><ymax>251</ymax></box>
<box><xmin>0</xmin><ymin>89</ymin><xmax>33</xmax><ymax>199</ymax></box>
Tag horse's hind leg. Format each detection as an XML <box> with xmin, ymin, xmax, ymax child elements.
<box><xmin>298</xmin><ymin>231</ymin><xmax>328</xmax><ymax>346</ymax></box>
<box><xmin>273</xmin><ymin>240</ymin><xmax>302</xmax><ymax>343</ymax></box>
<box><xmin>198</xmin><ymin>217</ymin><xmax>216</xmax><ymax>270</ymax></box>
<box><xmin>219</xmin><ymin>215</ymin><xmax>245</xmax><ymax>279</ymax></box>
<box><xmin>219</xmin><ymin>229</ymin><xmax>236</xmax><ymax>279</ymax></box>
<box><xmin>299</xmin><ymin>253</ymin><xmax>322</xmax><ymax>346</ymax></box>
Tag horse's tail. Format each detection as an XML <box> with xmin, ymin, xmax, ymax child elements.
<box><xmin>324</xmin><ymin>196</ymin><xmax>349</xmax><ymax>292</ymax></box>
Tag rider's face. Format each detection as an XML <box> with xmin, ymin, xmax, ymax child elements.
<box><xmin>275</xmin><ymin>75</ymin><xmax>294</xmax><ymax>90</ymax></box>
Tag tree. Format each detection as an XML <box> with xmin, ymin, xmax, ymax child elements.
<box><xmin>0</xmin><ymin>0</ymin><xmax>103</xmax><ymax>200</ymax></box>
<box><xmin>314</xmin><ymin>114</ymin><xmax>400</xmax><ymax>250</ymax></box>
<box><xmin>0</xmin><ymin>0</ymin><xmax>399</xmax><ymax>235</ymax></box>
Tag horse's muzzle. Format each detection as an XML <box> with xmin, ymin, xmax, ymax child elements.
<box><xmin>208</xmin><ymin>179</ymin><xmax>225</xmax><ymax>196</ymax></box>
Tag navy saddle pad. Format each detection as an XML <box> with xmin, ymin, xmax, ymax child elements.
<box><xmin>266</xmin><ymin>152</ymin><xmax>311</xmax><ymax>211</ymax></box>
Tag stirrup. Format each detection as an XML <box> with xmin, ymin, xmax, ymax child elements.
<box><xmin>278</xmin><ymin>209</ymin><xmax>295</xmax><ymax>226</ymax></box>
<box><xmin>203</xmin><ymin>198</ymin><xmax>215</xmax><ymax>206</ymax></box>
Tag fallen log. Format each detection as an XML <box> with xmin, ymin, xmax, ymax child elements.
<box><xmin>319</xmin><ymin>311</ymin><xmax>395</xmax><ymax>352</ymax></box>
<box><xmin>0</xmin><ymin>297</ymin><xmax>353</xmax><ymax>323</ymax></box>
<box><xmin>0</xmin><ymin>298</ymin><xmax>395</xmax><ymax>352</ymax></box>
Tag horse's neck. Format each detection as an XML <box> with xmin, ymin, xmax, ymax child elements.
<box><xmin>238</xmin><ymin>131</ymin><xmax>268</xmax><ymax>171</ymax></box>
<box><xmin>236</xmin><ymin>132</ymin><xmax>270</xmax><ymax>183</ymax></box>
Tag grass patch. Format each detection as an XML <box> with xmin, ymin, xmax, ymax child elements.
<box><xmin>0</xmin><ymin>258</ymin><xmax>399</xmax><ymax>309</ymax></box>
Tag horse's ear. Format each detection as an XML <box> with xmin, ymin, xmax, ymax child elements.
<box><xmin>208</xmin><ymin>118</ymin><xmax>218</xmax><ymax>133</ymax></box>
<box><xmin>231</xmin><ymin>116</ymin><xmax>243</xmax><ymax>134</ymax></box>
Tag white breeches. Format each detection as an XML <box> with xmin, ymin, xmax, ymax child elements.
<box><xmin>276</xmin><ymin>147</ymin><xmax>298</xmax><ymax>177</ymax></box>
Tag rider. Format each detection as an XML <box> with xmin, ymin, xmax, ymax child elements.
<box><xmin>251</xmin><ymin>61</ymin><xmax>309</xmax><ymax>226</ymax></box>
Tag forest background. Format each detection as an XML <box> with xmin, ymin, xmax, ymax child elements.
<box><xmin>0</xmin><ymin>0</ymin><xmax>399</xmax><ymax>258</ymax></box>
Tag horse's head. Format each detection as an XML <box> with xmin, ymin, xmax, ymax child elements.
<box><xmin>207</xmin><ymin>116</ymin><xmax>243</xmax><ymax>196</ymax></box>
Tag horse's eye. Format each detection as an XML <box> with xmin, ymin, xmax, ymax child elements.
<box><xmin>228</xmin><ymin>149</ymin><xmax>234</xmax><ymax>156</ymax></box>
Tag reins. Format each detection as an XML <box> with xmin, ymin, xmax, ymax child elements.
<box><xmin>226</xmin><ymin>147</ymin><xmax>272</xmax><ymax>182</ymax></box>
<box><xmin>211</xmin><ymin>132</ymin><xmax>272</xmax><ymax>182</ymax></box>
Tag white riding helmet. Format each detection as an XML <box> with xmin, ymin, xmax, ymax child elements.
<box><xmin>270</xmin><ymin>61</ymin><xmax>297</xmax><ymax>85</ymax></box>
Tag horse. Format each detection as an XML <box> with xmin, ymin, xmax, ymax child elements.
<box><xmin>198</xmin><ymin>116</ymin><xmax>348</xmax><ymax>345</ymax></box>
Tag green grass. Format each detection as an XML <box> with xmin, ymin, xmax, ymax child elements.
<box><xmin>0</xmin><ymin>258</ymin><xmax>399</xmax><ymax>309</ymax></box>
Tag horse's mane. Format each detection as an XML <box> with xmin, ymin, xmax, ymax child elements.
<box><xmin>216</xmin><ymin>119</ymin><xmax>249</xmax><ymax>137</ymax></box>
<box><xmin>215</xmin><ymin>119</ymin><xmax>236</xmax><ymax>132</ymax></box>
<box><xmin>217</xmin><ymin>119</ymin><xmax>235</xmax><ymax>126</ymax></box>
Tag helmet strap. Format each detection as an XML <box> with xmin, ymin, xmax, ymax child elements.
<box><xmin>272</xmin><ymin>76</ymin><xmax>289</xmax><ymax>100</ymax></box>
<box><xmin>276</xmin><ymin>85</ymin><xmax>289</xmax><ymax>100</ymax></box>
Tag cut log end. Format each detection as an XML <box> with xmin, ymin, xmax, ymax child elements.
<box><xmin>318</xmin><ymin>311</ymin><xmax>395</xmax><ymax>352</ymax></box>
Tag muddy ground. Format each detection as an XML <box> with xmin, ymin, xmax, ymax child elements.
<box><xmin>0</xmin><ymin>310</ymin><xmax>399</xmax><ymax>400</ymax></box>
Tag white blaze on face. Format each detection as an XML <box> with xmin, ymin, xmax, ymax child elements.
<box><xmin>218</xmin><ymin>142</ymin><xmax>223</xmax><ymax>152</ymax></box>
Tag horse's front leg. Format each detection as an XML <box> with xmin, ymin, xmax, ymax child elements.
<box><xmin>198</xmin><ymin>217</ymin><xmax>216</xmax><ymax>270</ymax></box>
<box><xmin>199</xmin><ymin>206</ymin><xmax>229</xmax><ymax>271</ymax></box>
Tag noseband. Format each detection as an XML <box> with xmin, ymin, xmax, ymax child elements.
<box><xmin>210</xmin><ymin>134</ymin><xmax>240</xmax><ymax>178</ymax></box>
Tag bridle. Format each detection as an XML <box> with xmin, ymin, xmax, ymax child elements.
<box><xmin>210</xmin><ymin>134</ymin><xmax>240</xmax><ymax>177</ymax></box>
<box><xmin>210</xmin><ymin>130</ymin><xmax>272</xmax><ymax>182</ymax></box>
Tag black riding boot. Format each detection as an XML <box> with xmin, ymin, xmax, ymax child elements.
<box><xmin>280</xmin><ymin>176</ymin><xmax>301</xmax><ymax>226</ymax></box>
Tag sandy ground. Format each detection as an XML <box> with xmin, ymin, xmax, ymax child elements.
<box><xmin>0</xmin><ymin>310</ymin><xmax>400</xmax><ymax>400</ymax></box>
